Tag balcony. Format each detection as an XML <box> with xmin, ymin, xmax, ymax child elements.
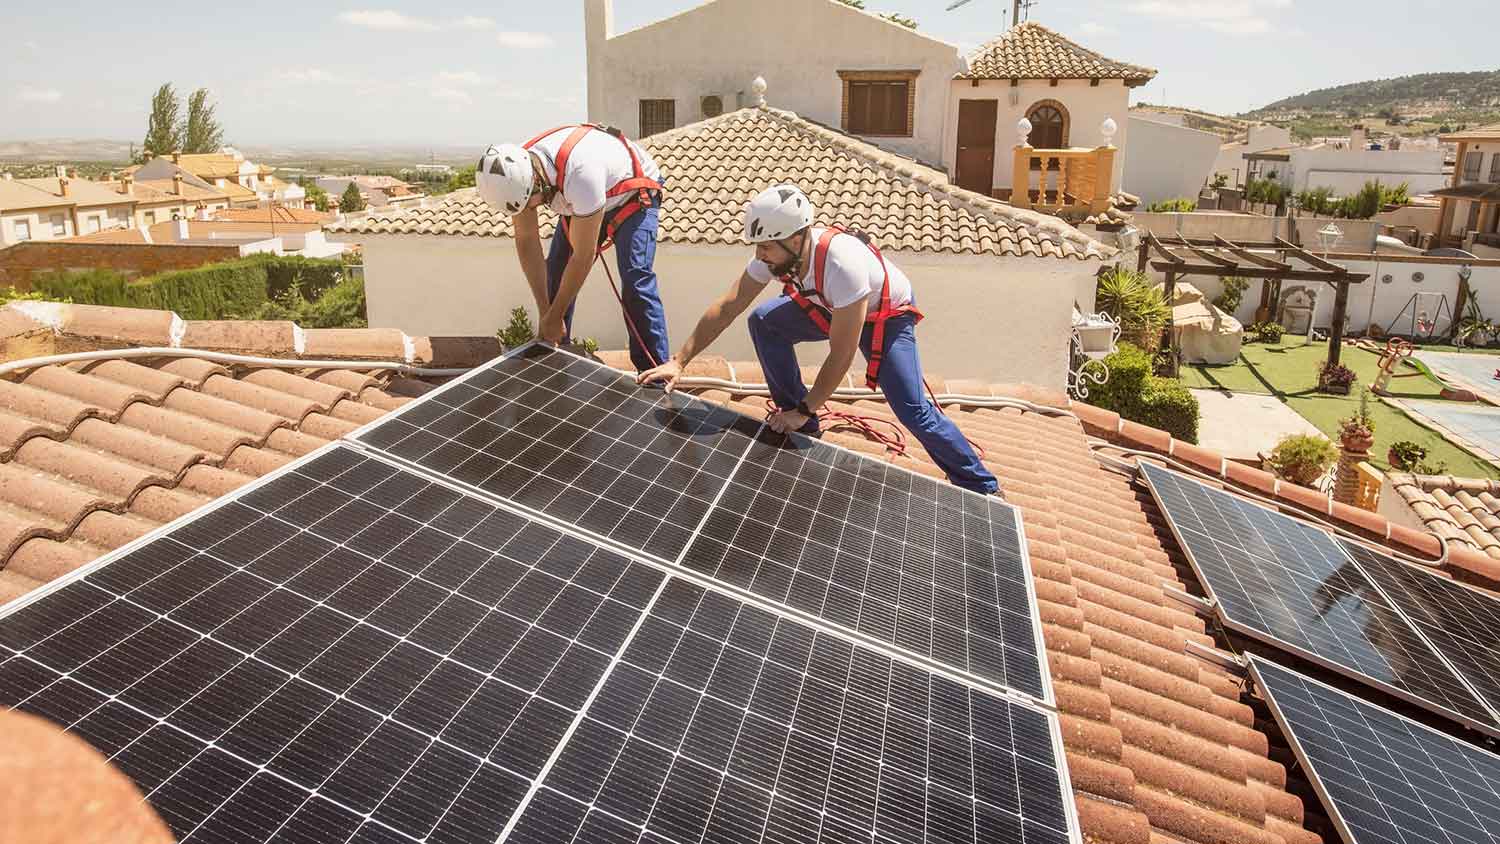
<box><xmin>1006</xmin><ymin>145</ymin><xmax>1117</xmax><ymax>216</ymax></box>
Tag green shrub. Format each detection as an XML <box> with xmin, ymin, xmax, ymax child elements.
<box><xmin>1387</xmin><ymin>440</ymin><xmax>1426</xmax><ymax>471</ymax></box>
<box><xmin>1248</xmin><ymin>321</ymin><xmax>1285</xmax><ymax>343</ymax></box>
<box><xmin>498</xmin><ymin>307</ymin><xmax>535</xmax><ymax>348</ymax></box>
<box><xmin>1</xmin><ymin>285</ymin><xmax>68</xmax><ymax>305</ymax></box>
<box><xmin>1266</xmin><ymin>433</ymin><xmax>1337</xmax><ymax>486</ymax></box>
<box><xmin>1146</xmin><ymin>197</ymin><xmax>1197</xmax><ymax>213</ymax></box>
<box><xmin>1084</xmin><ymin>342</ymin><xmax>1200</xmax><ymax>443</ymax></box>
<box><xmin>243</xmin><ymin>273</ymin><xmax>367</xmax><ymax>328</ymax></box>
<box><xmin>1096</xmin><ymin>267</ymin><xmax>1169</xmax><ymax>352</ymax></box>
<box><xmin>1212</xmin><ymin>276</ymin><xmax>1250</xmax><ymax>315</ymax></box>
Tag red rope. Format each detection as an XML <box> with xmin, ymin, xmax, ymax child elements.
<box><xmin>764</xmin><ymin>399</ymin><xmax>910</xmax><ymax>456</ymax></box>
<box><xmin>555</xmin><ymin>216</ymin><xmax>662</xmax><ymax>370</ymax></box>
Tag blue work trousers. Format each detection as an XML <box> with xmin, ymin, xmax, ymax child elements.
<box><xmin>746</xmin><ymin>295</ymin><xmax>999</xmax><ymax>495</ymax></box>
<box><xmin>546</xmin><ymin>200</ymin><xmax>670</xmax><ymax>372</ymax></box>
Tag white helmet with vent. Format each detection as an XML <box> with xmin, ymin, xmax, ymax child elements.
<box><xmin>744</xmin><ymin>184</ymin><xmax>814</xmax><ymax>242</ymax></box>
<box><xmin>476</xmin><ymin>143</ymin><xmax>534</xmax><ymax>213</ymax></box>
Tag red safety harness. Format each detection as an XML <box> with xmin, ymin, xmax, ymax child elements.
<box><xmin>521</xmin><ymin>124</ymin><xmax>665</xmax><ymax>366</ymax></box>
<box><xmin>779</xmin><ymin>226</ymin><xmax>923</xmax><ymax>389</ymax></box>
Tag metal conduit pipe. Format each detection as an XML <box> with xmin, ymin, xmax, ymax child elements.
<box><xmin>0</xmin><ymin>347</ymin><xmax>475</xmax><ymax>379</ymax></box>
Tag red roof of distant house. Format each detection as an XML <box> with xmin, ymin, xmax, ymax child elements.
<box><xmin>212</xmin><ymin>206</ymin><xmax>334</xmax><ymax>225</ymax></box>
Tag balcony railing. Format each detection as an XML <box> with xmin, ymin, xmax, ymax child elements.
<box><xmin>1009</xmin><ymin>145</ymin><xmax>1117</xmax><ymax>215</ymax></box>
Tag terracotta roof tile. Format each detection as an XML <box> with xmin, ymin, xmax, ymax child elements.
<box><xmin>960</xmin><ymin>22</ymin><xmax>1157</xmax><ymax>84</ymax></box>
<box><xmin>59</xmin><ymin>304</ymin><xmax>177</xmax><ymax>346</ymax></box>
<box><xmin>329</xmin><ymin>107</ymin><xmax>1110</xmax><ymax>261</ymax></box>
<box><xmin>21</xmin><ymin>365</ymin><xmax>153</xmax><ymax>418</ymax></box>
<box><xmin>302</xmin><ymin>328</ymin><xmax>408</xmax><ymax>360</ymax></box>
<box><xmin>76</xmin><ymin>359</ymin><xmax>187</xmax><ymax>400</ymax></box>
<box><xmin>180</xmin><ymin>320</ymin><xmax>299</xmax><ymax>355</ymax></box>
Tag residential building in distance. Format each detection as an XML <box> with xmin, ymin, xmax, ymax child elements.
<box><xmin>1213</xmin><ymin>122</ymin><xmax>1293</xmax><ymax>187</ymax></box>
<box><xmin>131</xmin><ymin>148</ymin><xmax>306</xmax><ymax>208</ymax></box>
<box><xmin>585</xmin><ymin>0</ymin><xmax>1150</xmax><ymax>205</ymax></box>
<box><xmin>102</xmin><ymin>173</ymin><xmax>233</xmax><ymax>228</ymax></box>
<box><xmin>1434</xmin><ymin>122</ymin><xmax>1500</xmax><ymax>255</ymax></box>
<box><xmin>0</xmin><ymin>168</ymin><xmax>138</xmax><ymax>246</ymax></box>
<box><xmin>1243</xmin><ymin>125</ymin><xmax>1448</xmax><ymax>196</ymax></box>
<box><xmin>315</xmin><ymin>175</ymin><xmax>424</xmax><ymax>210</ymax></box>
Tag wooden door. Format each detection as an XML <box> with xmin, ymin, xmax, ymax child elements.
<box><xmin>955</xmin><ymin>99</ymin><xmax>997</xmax><ymax>196</ymax></box>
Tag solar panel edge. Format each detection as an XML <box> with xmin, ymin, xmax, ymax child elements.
<box><xmin>1247</xmin><ymin>653</ymin><xmax>1500</xmax><ymax>844</ymax></box>
<box><xmin>0</xmin><ymin>439</ymin><xmax>356</xmax><ymax>623</ymax></box>
<box><xmin>352</xmin><ymin>444</ymin><xmax>1056</xmax><ymax>714</ymax></box>
<box><xmin>1337</xmin><ymin>538</ymin><xmax>1500</xmax><ymax>733</ymax></box>
<box><xmin>1005</xmin><ymin>502</ymin><xmax>1058</xmax><ymax>708</ymax></box>
<box><xmin>1138</xmin><ymin>463</ymin><xmax>1500</xmax><ymax>739</ymax></box>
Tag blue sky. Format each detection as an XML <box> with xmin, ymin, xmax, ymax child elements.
<box><xmin>4</xmin><ymin>0</ymin><xmax>1494</xmax><ymax>148</ymax></box>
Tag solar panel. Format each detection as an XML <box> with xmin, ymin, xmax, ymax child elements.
<box><xmin>354</xmin><ymin>344</ymin><xmax>762</xmax><ymax>562</ymax></box>
<box><xmin>1341</xmin><ymin>539</ymin><xmax>1500</xmax><ymax>725</ymax></box>
<box><xmin>505</xmin><ymin>578</ymin><xmax>1074</xmax><ymax>844</ymax></box>
<box><xmin>0</xmin><ymin>445</ymin><xmax>668</xmax><ymax>844</ymax></box>
<box><xmin>1249</xmin><ymin>655</ymin><xmax>1500</xmax><ymax>844</ymax></box>
<box><xmin>683</xmin><ymin>433</ymin><xmax>1049</xmax><ymax>701</ymax></box>
<box><xmin>1139</xmin><ymin>462</ymin><xmax>1497</xmax><ymax>733</ymax></box>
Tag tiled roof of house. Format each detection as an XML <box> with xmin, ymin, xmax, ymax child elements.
<box><xmin>210</xmin><ymin>208</ymin><xmax>332</xmax><ymax>228</ymax></box>
<box><xmin>3</xmin><ymin>178</ymin><xmax>136</xmax><ymax>210</ymax></box>
<box><xmin>11</xmin><ymin>302</ymin><xmax>1499</xmax><ymax>844</ymax></box>
<box><xmin>328</xmin><ymin>106</ymin><xmax>1112</xmax><ymax>260</ymax></box>
<box><xmin>1386</xmin><ymin>472</ymin><xmax>1500</xmax><ymax>559</ymax></box>
<box><xmin>0</xmin><ymin>180</ymin><xmax>67</xmax><ymax>213</ymax></box>
<box><xmin>172</xmin><ymin>153</ymin><xmax>251</xmax><ymax>179</ymax></box>
<box><xmin>1441</xmin><ymin>121</ymin><xmax>1500</xmax><ymax>142</ymax></box>
<box><xmin>959</xmin><ymin>21</ymin><xmax>1157</xmax><ymax>85</ymax></box>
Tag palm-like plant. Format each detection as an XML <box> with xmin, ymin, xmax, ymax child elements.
<box><xmin>1096</xmin><ymin>267</ymin><xmax>1169</xmax><ymax>352</ymax></box>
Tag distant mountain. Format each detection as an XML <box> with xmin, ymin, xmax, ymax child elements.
<box><xmin>1244</xmin><ymin>69</ymin><xmax>1500</xmax><ymax>118</ymax></box>
<box><xmin>0</xmin><ymin>139</ymin><xmax>478</xmax><ymax>170</ymax></box>
<box><xmin>0</xmin><ymin>139</ymin><xmax>134</xmax><ymax>162</ymax></box>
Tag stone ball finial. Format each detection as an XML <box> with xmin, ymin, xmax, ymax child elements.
<box><xmin>1016</xmin><ymin>117</ymin><xmax>1033</xmax><ymax>147</ymax></box>
<box><xmin>1100</xmin><ymin>117</ymin><xmax>1118</xmax><ymax>144</ymax></box>
<box><xmin>752</xmin><ymin>76</ymin><xmax>767</xmax><ymax>107</ymax></box>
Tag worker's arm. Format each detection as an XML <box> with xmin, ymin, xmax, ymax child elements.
<box><xmin>636</xmin><ymin>271</ymin><xmax>763</xmax><ymax>391</ymax></box>
<box><xmin>768</xmin><ymin>297</ymin><xmax>868</xmax><ymax>433</ymax></box>
<box><xmin>512</xmin><ymin>207</ymin><xmax>549</xmax><ymax>313</ymax></box>
<box><xmin>539</xmin><ymin>211</ymin><xmax>604</xmax><ymax>344</ymax></box>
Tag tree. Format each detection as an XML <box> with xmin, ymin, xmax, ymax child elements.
<box><xmin>143</xmin><ymin>83</ymin><xmax>183</xmax><ymax>157</ymax></box>
<box><xmin>181</xmin><ymin>88</ymin><xmax>224</xmax><ymax>154</ymax></box>
<box><xmin>834</xmin><ymin>0</ymin><xmax>917</xmax><ymax>28</ymax></box>
<box><xmin>446</xmin><ymin>167</ymin><xmax>476</xmax><ymax>193</ymax></box>
<box><xmin>298</xmin><ymin>177</ymin><xmax>331</xmax><ymax>212</ymax></box>
<box><xmin>339</xmin><ymin>183</ymin><xmax>365</xmax><ymax>213</ymax></box>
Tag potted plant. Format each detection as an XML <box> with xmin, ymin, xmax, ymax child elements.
<box><xmin>1337</xmin><ymin>392</ymin><xmax>1376</xmax><ymax>453</ymax></box>
<box><xmin>1387</xmin><ymin>440</ymin><xmax>1427</xmax><ymax>471</ymax></box>
<box><xmin>1458</xmin><ymin>293</ymin><xmax>1495</xmax><ymax>348</ymax></box>
<box><xmin>1318</xmin><ymin>361</ymin><xmax>1358</xmax><ymax>394</ymax></box>
<box><xmin>1266</xmin><ymin>433</ymin><xmax>1338</xmax><ymax>486</ymax></box>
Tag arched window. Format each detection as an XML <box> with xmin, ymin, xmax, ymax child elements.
<box><xmin>1025</xmin><ymin>101</ymin><xmax>1068</xmax><ymax>148</ymax></box>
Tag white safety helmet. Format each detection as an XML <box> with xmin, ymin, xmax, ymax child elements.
<box><xmin>476</xmin><ymin>143</ymin><xmax>535</xmax><ymax>214</ymax></box>
<box><xmin>744</xmin><ymin>184</ymin><xmax>814</xmax><ymax>242</ymax></box>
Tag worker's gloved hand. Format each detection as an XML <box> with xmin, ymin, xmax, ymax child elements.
<box><xmin>539</xmin><ymin>309</ymin><xmax>567</xmax><ymax>345</ymax></box>
<box><xmin>767</xmin><ymin>409</ymin><xmax>810</xmax><ymax>434</ymax></box>
<box><xmin>637</xmin><ymin>358</ymin><xmax>684</xmax><ymax>392</ymax></box>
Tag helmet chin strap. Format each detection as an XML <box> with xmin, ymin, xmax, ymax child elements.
<box><xmin>770</xmin><ymin>231</ymin><xmax>810</xmax><ymax>280</ymax></box>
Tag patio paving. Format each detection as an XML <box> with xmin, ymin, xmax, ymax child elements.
<box><xmin>1190</xmin><ymin>388</ymin><xmax>1325</xmax><ymax>462</ymax></box>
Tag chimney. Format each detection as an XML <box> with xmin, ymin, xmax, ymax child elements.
<box><xmin>59</xmin><ymin>176</ymin><xmax>70</xmax><ymax>197</ymax></box>
<box><xmin>1349</xmin><ymin>125</ymin><xmax>1366</xmax><ymax>152</ymax></box>
<box><xmin>584</xmin><ymin>0</ymin><xmax>614</xmax><ymax>121</ymax></box>
<box><xmin>171</xmin><ymin>150</ymin><xmax>182</xmax><ymax>164</ymax></box>
<box><xmin>172</xmin><ymin>173</ymin><xmax>184</xmax><ymax>195</ymax></box>
<box><xmin>120</xmin><ymin>175</ymin><xmax>134</xmax><ymax>196</ymax></box>
<box><xmin>174</xmin><ymin>218</ymin><xmax>190</xmax><ymax>241</ymax></box>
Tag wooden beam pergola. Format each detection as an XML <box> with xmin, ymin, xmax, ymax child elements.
<box><xmin>1133</xmin><ymin>231</ymin><xmax>1369</xmax><ymax>378</ymax></box>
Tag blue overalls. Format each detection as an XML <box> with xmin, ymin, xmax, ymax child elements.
<box><xmin>746</xmin><ymin>295</ymin><xmax>1000</xmax><ymax>495</ymax></box>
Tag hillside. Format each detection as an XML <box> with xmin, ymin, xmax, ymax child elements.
<box><xmin>1130</xmin><ymin>104</ymin><xmax>1249</xmax><ymax>139</ymax></box>
<box><xmin>1245</xmin><ymin>69</ymin><xmax>1500</xmax><ymax>119</ymax></box>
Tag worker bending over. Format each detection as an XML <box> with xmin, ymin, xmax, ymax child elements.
<box><xmin>476</xmin><ymin>125</ymin><xmax>669</xmax><ymax>371</ymax></box>
<box><xmin>637</xmin><ymin>184</ymin><xmax>999</xmax><ymax>495</ymax></box>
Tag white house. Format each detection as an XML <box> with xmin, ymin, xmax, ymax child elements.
<box><xmin>1244</xmin><ymin>127</ymin><xmax>1448</xmax><ymax>196</ymax></box>
<box><xmin>1434</xmin><ymin>122</ymin><xmax>1500</xmax><ymax>255</ymax></box>
<box><xmin>329</xmin><ymin>100</ymin><xmax>1111</xmax><ymax>388</ymax></box>
<box><xmin>1213</xmin><ymin>123</ymin><xmax>1292</xmax><ymax>188</ymax></box>
<box><xmin>584</xmin><ymin>0</ymin><xmax>1152</xmax><ymax>201</ymax></box>
<box><xmin>1123</xmin><ymin>115</ymin><xmax>1221</xmax><ymax>206</ymax></box>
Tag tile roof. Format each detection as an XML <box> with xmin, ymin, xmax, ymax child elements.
<box><xmin>328</xmin><ymin>106</ymin><xmax>1111</xmax><ymax>260</ymax></box>
<box><xmin>0</xmin><ymin>178</ymin><xmax>136</xmax><ymax>211</ymax></box>
<box><xmin>1386</xmin><ymin>473</ymin><xmax>1500</xmax><ymax>559</ymax></box>
<box><xmin>120</xmin><ymin>178</ymin><xmax>230</xmax><ymax>205</ymax></box>
<box><xmin>1442</xmin><ymin>121</ymin><xmax>1500</xmax><ymax>142</ymax></box>
<box><xmin>171</xmin><ymin>153</ymin><xmax>252</xmax><ymax>179</ymax></box>
<box><xmin>959</xmin><ymin>21</ymin><xmax>1157</xmax><ymax>85</ymax></box>
<box><xmin>0</xmin><ymin>179</ymin><xmax>74</xmax><ymax>212</ymax></box>
<box><xmin>11</xmin><ymin>313</ymin><xmax>1498</xmax><ymax>844</ymax></box>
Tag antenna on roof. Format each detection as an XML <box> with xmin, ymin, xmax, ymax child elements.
<box><xmin>945</xmin><ymin>0</ymin><xmax>1022</xmax><ymax>30</ymax></box>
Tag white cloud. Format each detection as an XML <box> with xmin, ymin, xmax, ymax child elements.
<box><xmin>1129</xmin><ymin>0</ymin><xmax>1286</xmax><ymax>33</ymax></box>
<box><xmin>437</xmin><ymin>70</ymin><xmax>486</xmax><ymax>86</ymax></box>
<box><xmin>496</xmin><ymin>31</ymin><xmax>554</xmax><ymax>49</ymax></box>
<box><xmin>1078</xmin><ymin>21</ymin><xmax>1115</xmax><ymax>36</ymax></box>
<box><xmin>455</xmin><ymin>16</ymin><xmax>495</xmax><ymax>29</ymax></box>
<box><xmin>19</xmin><ymin>89</ymin><xmax>62</xmax><ymax>103</ymax></box>
<box><xmin>339</xmin><ymin>9</ymin><xmax>439</xmax><ymax>31</ymax></box>
<box><xmin>432</xmin><ymin>87</ymin><xmax>473</xmax><ymax>104</ymax></box>
<box><xmin>277</xmin><ymin>68</ymin><xmax>344</xmax><ymax>83</ymax></box>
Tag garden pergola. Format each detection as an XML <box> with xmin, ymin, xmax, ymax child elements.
<box><xmin>1135</xmin><ymin>232</ymin><xmax>1370</xmax><ymax>379</ymax></box>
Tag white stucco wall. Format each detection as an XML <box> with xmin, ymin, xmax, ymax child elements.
<box><xmin>1213</xmin><ymin>124</ymin><xmax>1292</xmax><ymax>187</ymax></box>
<box><xmin>942</xmin><ymin>79</ymin><xmax>1130</xmax><ymax>193</ymax></box>
<box><xmin>586</xmin><ymin>0</ymin><xmax>962</xmax><ymax>166</ymax></box>
<box><xmin>348</xmin><ymin>233</ymin><xmax>1095</xmax><ymax>388</ymax></box>
<box><xmin>1124</xmin><ymin>116</ymin><xmax>1220</xmax><ymax>205</ymax></box>
<box><xmin>1286</xmin><ymin>147</ymin><xmax>1448</xmax><ymax>194</ymax></box>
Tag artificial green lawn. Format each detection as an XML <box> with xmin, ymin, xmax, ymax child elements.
<box><xmin>1175</xmin><ymin>338</ymin><xmax>1500</xmax><ymax>479</ymax></box>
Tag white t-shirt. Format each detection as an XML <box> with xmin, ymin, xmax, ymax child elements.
<box><xmin>745</xmin><ymin>227</ymin><xmax>915</xmax><ymax>311</ymax></box>
<box><xmin>528</xmin><ymin>128</ymin><xmax>663</xmax><ymax>217</ymax></box>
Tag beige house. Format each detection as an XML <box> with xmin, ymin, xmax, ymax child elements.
<box><xmin>0</xmin><ymin>170</ymin><xmax>138</xmax><ymax>247</ymax></box>
<box><xmin>101</xmin><ymin>174</ymin><xmax>233</xmax><ymax>228</ymax></box>
<box><xmin>1435</xmin><ymin>122</ymin><xmax>1500</xmax><ymax>256</ymax></box>
<box><xmin>330</xmin><ymin>102</ymin><xmax>1110</xmax><ymax>387</ymax></box>
<box><xmin>134</xmin><ymin>149</ymin><xmax>305</xmax><ymax>209</ymax></box>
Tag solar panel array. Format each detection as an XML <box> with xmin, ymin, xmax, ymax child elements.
<box><xmin>1250</xmin><ymin>655</ymin><xmax>1500</xmax><ymax>844</ymax></box>
<box><xmin>1139</xmin><ymin>461</ymin><xmax>1497</xmax><ymax>732</ymax></box>
<box><xmin>0</xmin><ymin>343</ymin><xmax>1074</xmax><ymax>843</ymax></box>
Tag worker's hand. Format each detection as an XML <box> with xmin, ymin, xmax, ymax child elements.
<box><xmin>768</xmin><ymin>409</ymin><xmax>810</xmax><ymax>434</ymax></box>
<box><xmin>637</xmin><ymin>358</ymin><xmax>684</xmax><ymax>392</ymax></box>
<box><xmin>539</xmin><ymin>309</ymin><xmax>567</xmax><ymax>345</ymax></box>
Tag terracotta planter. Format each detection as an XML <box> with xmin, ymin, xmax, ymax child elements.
<box><xmin>1320</xmin><ymin>381</ymin><xmax>1352</xmax><ymax>395</ymax></box>
<box><xmin>1341</xmin><ymin>432</ymin><xmax>1374</xmax><ymax>453</ymax></box>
